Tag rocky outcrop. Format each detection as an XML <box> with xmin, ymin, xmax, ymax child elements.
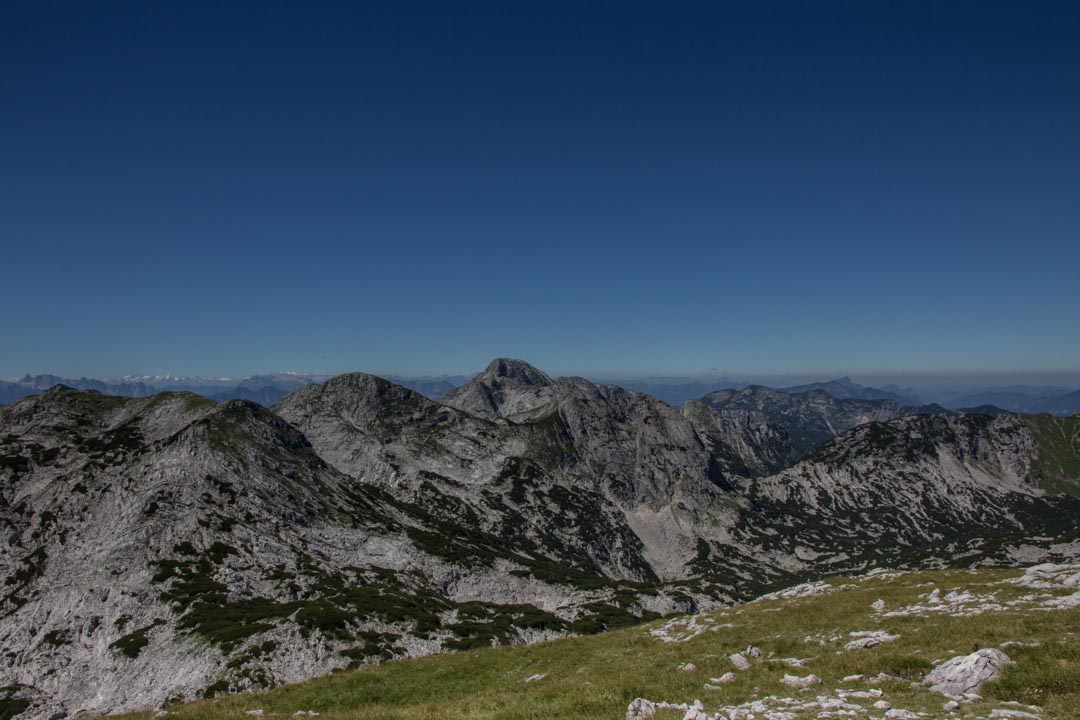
<box><xmin>700</xmin><ymin>385</ymin><xmax>949</xmax><ymax>455</ymax></box>
<box><xmin>923</xmin><ymin>648</ymin><xmax>1013</xmax><ymax>698</ymax></box>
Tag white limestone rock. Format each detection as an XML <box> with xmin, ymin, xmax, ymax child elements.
<box><xmin>845</xmin><ymin>630</ymin><xmax>900</xmax><ymax>650</ymax></box>
<box><xmin>923</xmin><ymin>648</ymin><xmax>1013</xmax><ymax>698</ymax></box>
<box><xmin>884</xmin><ymin>710</ymin><xmax>922</xmax><ymax>719</ymax></box>
<box><xmin>1008</xmin><ymin>563</ymin><xmax>1080</xmax><ymax>590</ymax></box>
<box><xmin>626</xmin><ymin>697</ymin><xmax>656</xmax><ymax>720</ymax></box>
<box><xmin>1041</xmin><ymin>591</ymin><xmax>1080</xmax><ymax>609</ymax></box>
<box><xmin>729</xmin><ymin>653</ymin><xmax>750</xmax><ymax>670</ymax></box>
<box><xmin>779</xmin><ymin>673</ymin><xmax>821</xmax><ymax>688</ymax></box>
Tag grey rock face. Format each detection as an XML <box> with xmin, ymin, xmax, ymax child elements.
<box><xmin>1</xmin><ymin>390</ymin><xmax>403</xmax><ymax>716</ymax></box>
<box><xmin>439</xmin><ymin>358</ymin><xmax>559</xmax><ymax>420</ymax></box>
<box><xmin>700</xmin><ymin>385</ymin><xmax>949</xmax><ymax>456</ymax></box>
<box><xmin>683</xmin><ymin>399</ymin><xmax>797</xmax><ymax>477</ymax></box>
<box><xmin>923</xmin><ymin>648</ymin><xmax>1013</xmax><ymax>698</ymax></box>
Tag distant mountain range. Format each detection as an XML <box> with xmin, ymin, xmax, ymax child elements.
<box><xmin>6</xmin><ymin>374</ymin><xmax>158</xmax><ymax>399</ymax></box>
<box><xmin>0</xmin><ymin>372</ymin><xmax>469</xmax><ymax>409</ymax></box>
<box><xmin>4</xmin><ymin>371</ymin><xmax>1079</xmax><ymax>416</ymax></box>
<box><xmin>591</xmin><ymin>377</ymin><xmax>748</xmax><ymax>406</ymax></box>
<box><xmin>777</xmin><ymin>376</ymin><xmax>922</xmax><ymax>404</ymax></box>
<box><xmin>943</xmin><ymin>385</ymin><xmax>1080</xmax><ymax>415</ymax></box>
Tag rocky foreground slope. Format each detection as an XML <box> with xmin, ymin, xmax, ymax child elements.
<box><xmin>1</xmin><ymin>359</ymin><xmax>1079</xmax><ymax>718</ymax></box>
<box><xmin>47</xmin><ymin>564</ymin><xmax>1080</xmax><ymax>720</ymax></box>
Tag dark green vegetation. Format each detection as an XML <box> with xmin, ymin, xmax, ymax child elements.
<box><xmin>39</xmin><ymin>629</ymin><xmax>68</xmax><ymax>648</ymax></box>
<box><xmin>110</xmin><ymin>621</ymin><xmax>164</xmax><ymax>659</ymax></box>
<box><xmin>397</xmin><ymin>477</ymin><xmax>656</xmax><ymax>594</ymax></box>
<box><xmin>0</xmin><ymin>685</ymin><xmax>31</xmax><ymax>720</ymax></box>
<box><xmin>149</xmin><ymin>537</ymin><xmax>646</xmax><ymax>668</ymax></box>
<box><xmin>443</xmin><ymin>602</ymin><xmax>570</xmax><ymax>651</ymax></box>
<box><xmin>152</xmin><ymin>544</ymin><xmax>298</xmax><ymax>653</ymax></box>
<box><xmin>1</xmin><ymin>546</ymin><xmax>47</xmax><ymax>610</ymax></box>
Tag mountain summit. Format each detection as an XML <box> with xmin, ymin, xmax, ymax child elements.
<box><xmin>440</xmin><ymin>358</ymin><xmax>562</xmax><ymax>419</ymax></box>
<box><xmin>482</xmin><ymin>358</ymin><xmax>555</xmax><ymax>386</ymax></box>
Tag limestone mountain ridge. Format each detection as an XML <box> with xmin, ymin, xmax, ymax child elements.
<box><xmin>2</xmin><ymin>361</ymin><xmax>1079</xmax><ymax>718</ymax></box>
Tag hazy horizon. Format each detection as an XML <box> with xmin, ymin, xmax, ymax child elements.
<box><xmin>6</xmin><ymin>363</ymin><xmax>1080</xmax><ymax>401</ymax></box>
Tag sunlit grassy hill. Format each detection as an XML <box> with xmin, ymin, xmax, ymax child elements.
<box><xmin>110</xmin><ymin>565</ymin><xmax>1080</xmax><ymax>720</ymax></box>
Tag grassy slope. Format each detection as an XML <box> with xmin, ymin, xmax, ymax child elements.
<box><xmin>1026</xmin><ymin>414</ymin><xmax>1080</xmax><ymax>497</ymax></box>
<box><xmin>117</xmin><ymin>567</ymin><xmax>1080</xmax><ymax>720</ymax></box>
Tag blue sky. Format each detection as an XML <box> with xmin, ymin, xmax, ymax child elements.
<box><xmin>1</xmin><ymin>1</ymin><xmax>1078</xmax><ymax>378</ymax></box>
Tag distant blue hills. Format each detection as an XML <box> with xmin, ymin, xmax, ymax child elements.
<box><xmin>2</xmin><ymin>371</ymin><xmax>1078</xmax><ymax>415</ymax></box>
<box><xmin>0</xmin><ymin>372</ymin><xmax>467</xmax><ymax>407</ymax></box>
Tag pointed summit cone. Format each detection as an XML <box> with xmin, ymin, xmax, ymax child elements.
<box><xmin>479</xmin><ymin>358</ymin><xmax>554</xmax><ymax>386</ymax></box>
<box><xmin>441</xmin><ymin>358</ymin><xmax>558</xmax><ymax>419</ymax></box>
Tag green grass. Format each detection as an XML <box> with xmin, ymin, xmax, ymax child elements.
<box><xmin>1027</xmin><ymin>414</ymin><xmax>1080</xmax><ymax>496</ymax></box>
<box><xmin>111</xmin><ymin>566</ymin><xmax>1080</xmax><ymax>720</ymax></box>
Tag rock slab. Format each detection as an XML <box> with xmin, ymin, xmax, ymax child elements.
<box><xmin>923</xmin><ymin>648</ymin><xmax>1013</xmax><ymax>697</ymax></box>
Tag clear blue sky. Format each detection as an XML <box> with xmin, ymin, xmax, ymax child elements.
<box><xmin>2</xmin><ymin>1</ymin><xmax>1077</xmax><ymax>378</ymax></box>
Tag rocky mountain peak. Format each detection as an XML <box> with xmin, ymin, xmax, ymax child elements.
<box><xmin>320</xmin><ymin>371</ymin><xmax>418</xmax><ymax>398</ymax></box>
<box><xmin>41</xmin><ymin>383</ymin><xmax>75</xmax><ymax>394</ymax></box>
<box><xmin>440</xmin><ymin>359</ymin><xmax>559</xmax><ymax>420</ymax></box>
<box><xmin>480</xmin><ymin>358</ymin><xmax>553</xmax><ymax>386</ymax></box>
<box><xmin>274</xmin><ymin>372</ymin><xmax>433</xmax><ymax>429</ymax></box>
